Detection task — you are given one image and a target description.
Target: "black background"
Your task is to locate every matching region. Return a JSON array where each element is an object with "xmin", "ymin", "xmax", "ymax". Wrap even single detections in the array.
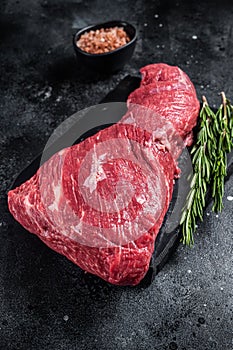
[{"xmin": 1, "ymin": 1, "xmax": 233, "ymax": 349}]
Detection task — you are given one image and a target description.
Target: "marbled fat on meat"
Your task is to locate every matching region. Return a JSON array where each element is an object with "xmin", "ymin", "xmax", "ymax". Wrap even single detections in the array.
[
  {"xmin": 8, "ymin": 64, "xmax": 199, "ymax": 285},
  {"xmin": 127, "ymin": 63, "xmax": 200, "ymax": 145},
  {"xmin": 8, "ymin": 123, "xmax": 174, "ymax": 285}
]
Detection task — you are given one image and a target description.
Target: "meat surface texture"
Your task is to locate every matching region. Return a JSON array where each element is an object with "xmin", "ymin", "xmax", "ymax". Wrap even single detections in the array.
[
  {"xmin": 8, "ymin": 63, "xmax": 199, "ymax": 286},
  {"xmin": 127, "ymin": 63, "xmax": 200, "ymax": 146},
  {"xmin": 8, "ymin": 123, "xmax": 175, "ymax": 285}
]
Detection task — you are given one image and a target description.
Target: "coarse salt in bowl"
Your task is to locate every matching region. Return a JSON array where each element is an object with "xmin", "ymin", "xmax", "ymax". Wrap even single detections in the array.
[{"xmin": 73, "ymin": 20, "xmax": 137, "ymax": 73}]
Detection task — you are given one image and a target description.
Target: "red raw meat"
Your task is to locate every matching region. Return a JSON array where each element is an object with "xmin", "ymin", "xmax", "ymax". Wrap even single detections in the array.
[
  {"xmin": 127, "ymin": 63, "xmax": 200, "ymax": 145},
  {"xmin": 8, "ymin": 64, "xmax": 199, "ymax": 285},
  {"xmin": 140, "ymin": 63, "xmax": 196, "ymax": 93},
  {"xmin": 8, "ymin": 123, "xmax": 175, "ymax": 285}
]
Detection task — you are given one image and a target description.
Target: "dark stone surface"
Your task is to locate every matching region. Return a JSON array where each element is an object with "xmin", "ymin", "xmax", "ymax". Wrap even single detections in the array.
[{"xmin": 0, "ymin": 1, "xmax": 233, "ymax": 349}]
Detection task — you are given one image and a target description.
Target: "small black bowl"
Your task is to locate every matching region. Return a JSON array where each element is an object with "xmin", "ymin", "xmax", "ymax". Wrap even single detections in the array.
[{"xmin": 73, "ymin": 20, "xmax": 137, "ymax": 73}]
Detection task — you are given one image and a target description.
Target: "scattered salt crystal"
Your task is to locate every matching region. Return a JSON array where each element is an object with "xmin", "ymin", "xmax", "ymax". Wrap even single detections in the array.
[
  {"xmin": 216, "ymin": 214, "xmax": 219, "ymax": 218},
  {"xmin": 192, "ymin": 35, "xmax": 198, "ymax": 40},
  {"xmin": 200, "ymin": 85, "xmax": 204, "ymax": 89},
  {"xmin": 156, "ymin": 45, "xmax": 160, "ymax": 48},
  {"xmin": 206, "ymin": 212, "xmax": 210, "ymax": 216},
  {"xmin": 37, "ymin": 89, "xmax": 44, "ymax": 97},
  {"xmin": 220, "ymin": 287, "xmax": 224, "ymax": 291},
  {"xmin": 159, "ymin": 23, "xmax": 163, "ymax": 27},
  {"xmin": 195, "ymin": 224, "xmax": 198, "ymax": 228},
  {"xmin": 154, "ymin": 14, "xmax": 159, "ymax": 18},
  {"xmin": 161, "ymin": 44, "xmax": 165, "ymax": 48},
  {"xmin": 204, "ymin": 304, "xmax": 207, "ymax": 307},
  {"xmin": 187, "ymin": 269, "xmax": 192, "ymax": 274},
  {"xmin": 44, "ymin": 86, "xmax": 52, "ymax": 100},
  {"xmin": 227, "ymin": 196, "xmax": 233, "ymax": 201},
  {"xmin": 63, "ymin": 315, "xmax": 69, "ymax": 322},
  {"xmin": 144, "ymin": 23, "xmax": 148, "ymax": 27}
]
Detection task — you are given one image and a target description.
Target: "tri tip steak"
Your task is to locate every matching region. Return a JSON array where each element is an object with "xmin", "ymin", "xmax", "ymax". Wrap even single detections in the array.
[
  {"xmin": 8, "ymin": 64, "xmax": 199, "ymax": 285},
  {"xmin": 8, "ymin": 123, "xmax": 175, "ymax": 285}
]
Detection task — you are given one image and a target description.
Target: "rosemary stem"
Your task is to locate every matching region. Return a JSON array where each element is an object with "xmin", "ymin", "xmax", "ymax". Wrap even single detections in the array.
[{"xmin": 180, "ymin": 93, "xmax": 233, "ymax": 245}]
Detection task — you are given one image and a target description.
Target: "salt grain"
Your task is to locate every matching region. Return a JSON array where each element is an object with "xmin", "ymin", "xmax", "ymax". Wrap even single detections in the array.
[
  {"xmin": 187, "ymin": 269, "xmax": 192, "ymax": 274},
  {"xmin": 216, "ymin": 214, "xmax": 219, "ymax": 218},
  {"xmin": 192, "ymin": 35, "xmax": 198, "ymax": 40},
  {"xmin": 154, "ymin": 14, "xmax": 159, "ymax": 18},
  {"xmin": 63, "ymin": 315, "xmax": 69, "ymax": 322},
  {"xmin": 44, "ymin": 86, "xmax": 52, "ymax": 100},
  {"xmin": 76, "ymin": 27, "xmax": 130, "ymax": 54},
  {"xmin": 227, "ymin": 196, "xmax": 233, "ymax": 201},
  {"xmin": 159, "ymin": 23, "xmax": 163, "ymax": 27},
  {"xmin": 144, "ymin": 23, "xmax": 148, "ymax": 27}
]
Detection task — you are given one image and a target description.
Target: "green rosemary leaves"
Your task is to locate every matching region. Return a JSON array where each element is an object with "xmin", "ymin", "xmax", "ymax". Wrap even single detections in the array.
[{"xmin": 180, "ymin": 93, "xmax": 233, "ymax": 246}]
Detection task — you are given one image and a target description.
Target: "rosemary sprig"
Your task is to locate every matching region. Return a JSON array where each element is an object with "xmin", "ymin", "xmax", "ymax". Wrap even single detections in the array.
[
  {"xmin": 180, "ymin": 97, "xmax": 216, "ymax": 246},
  {"xmin": 229, "ymin": 99, "xmax": 233, "ymax": 139},
  {"xmin": 180, "ymin": 93, "xmax": 233, "ymax": 246},
  {"xmin": 211, "ymin": 92, "xmax": 233, "ymax": 212}
]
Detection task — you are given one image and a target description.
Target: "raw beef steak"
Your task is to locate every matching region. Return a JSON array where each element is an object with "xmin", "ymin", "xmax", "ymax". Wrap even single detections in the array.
[
  {"xmin": 127, "ymin": 63, "xmax": 200, "ymax": 145},
  {"xmin": 8, "ymin": 123, "xmax": 175, "ymax": 285},
  {"xmin": 8, "ymin": 64, "xmax": 199, "ymax": 285}
]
